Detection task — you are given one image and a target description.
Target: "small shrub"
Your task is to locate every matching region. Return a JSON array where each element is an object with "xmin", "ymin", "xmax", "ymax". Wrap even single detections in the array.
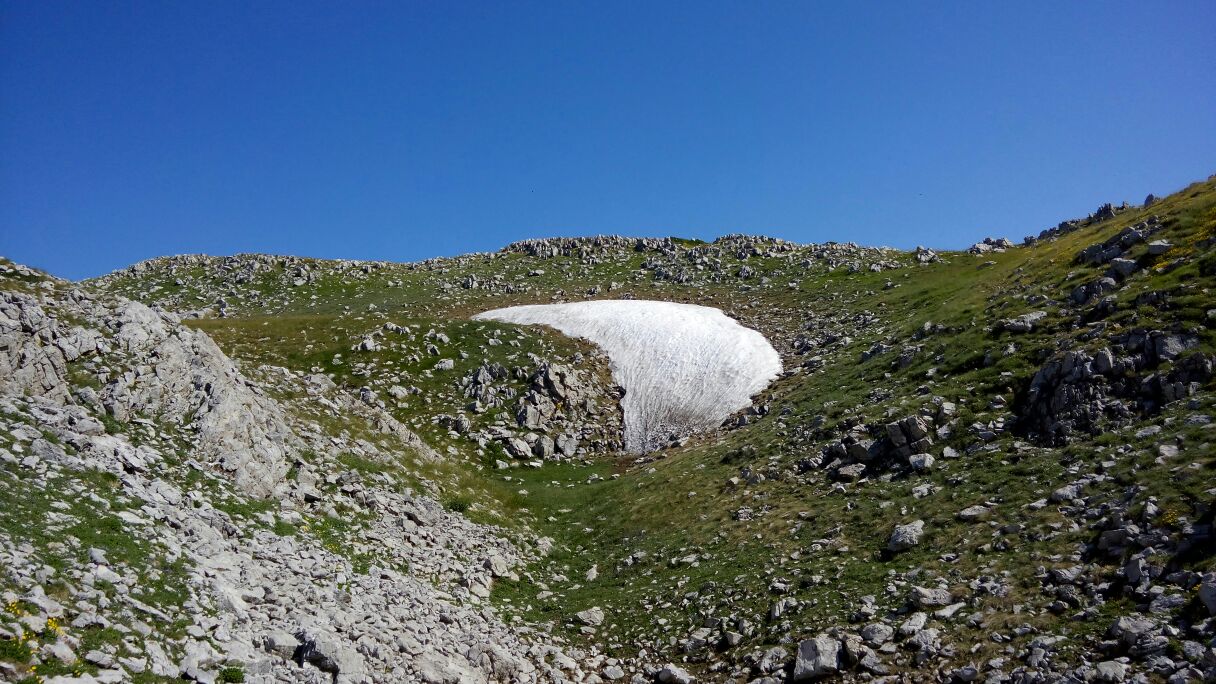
[{"xmin": 444, "ymin": 496, "xmax": 471, "ymax": 513}]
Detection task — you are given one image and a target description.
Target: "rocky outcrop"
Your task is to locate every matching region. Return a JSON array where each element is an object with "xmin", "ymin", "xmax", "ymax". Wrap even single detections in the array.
[
  {"xmin": 103, "ymin": 301, "xmax": 295, "ymax": 497},
  {"xmin": 817, "ymin": 403, "xmax": 955, "ymax": 479},
  {"xmin": 461, "ymin": 358, "xmax": 624, "ymax": 460},
  {"xmin": 1024, "ymin": 201, "xmax": 1138, "ymax": 245},
  {"xmin": 1016, "ymin": 338, "xmax": 1212, "ymax": 444},
  {"xmin": 1, "ymin": 291, "xmax": 103, "ymax": 404},
  {"xmin": 503, "ymin": 235, "xmax": 681, "ymax": 259},
  {"xmin": 1075, "ymin": 216, "xmax": 1162, "ymax": 272},
  {"xmin": 968, "ymin": 237, "xmax": 1014, "ymax": 254},
  {"xmin": 3, "ymin": 290, "xmax": 296, "ymax": 497},
  {"xmin": 0, "ymin": 268, "xmax": 597, "ymax": 683}
]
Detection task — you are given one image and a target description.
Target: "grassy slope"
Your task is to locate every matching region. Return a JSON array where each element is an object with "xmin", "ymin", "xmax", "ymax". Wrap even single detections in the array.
[{"xmin": 83, "ymin": 178, "xmax": 1216, "ymax": 673}]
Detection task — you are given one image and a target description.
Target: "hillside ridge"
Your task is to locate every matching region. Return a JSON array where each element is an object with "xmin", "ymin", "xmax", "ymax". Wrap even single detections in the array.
[{"xmin": 1, "ymin": 175, "xmax": 1214, "ymax": 683}]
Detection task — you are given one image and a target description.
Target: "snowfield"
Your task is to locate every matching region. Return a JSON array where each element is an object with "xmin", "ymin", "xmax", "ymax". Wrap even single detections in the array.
[{"xmin": 474, "ymin": 300, "xmax": 782, "ymax": 452}]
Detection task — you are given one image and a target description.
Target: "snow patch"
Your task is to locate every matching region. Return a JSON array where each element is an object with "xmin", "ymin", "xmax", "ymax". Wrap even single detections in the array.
[{"xmin": 473, "ymin": 300, "xmax": 782, "ymax": 452}]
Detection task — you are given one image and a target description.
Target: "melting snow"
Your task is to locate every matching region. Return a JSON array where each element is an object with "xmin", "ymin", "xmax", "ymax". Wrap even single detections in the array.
[{"xmin": 473, "ymin": 300, "xmax": 782, "ymax": 452}]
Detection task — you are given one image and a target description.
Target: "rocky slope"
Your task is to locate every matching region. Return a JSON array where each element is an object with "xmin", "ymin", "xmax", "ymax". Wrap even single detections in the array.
[
  {"xmin": 2, "ymin": 175, "xmax": 1215, "ymax": 683},
  {"xmin": 0, "ymin": 266, "xmax": 603, "ymax": 683}
]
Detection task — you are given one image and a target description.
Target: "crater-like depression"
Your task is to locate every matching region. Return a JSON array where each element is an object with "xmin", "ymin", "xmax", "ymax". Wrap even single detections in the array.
[{"xmin": 473, "ymin": 300, "xmax": 782, "ymax": 452}]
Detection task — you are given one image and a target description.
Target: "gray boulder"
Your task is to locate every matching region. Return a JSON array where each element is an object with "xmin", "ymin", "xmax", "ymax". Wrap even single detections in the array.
[
  {"xmin": 296, "ymin": 629, "xmax": 368, "ymax": 683},
  {"xmin": 1198, "ymin": 572, "xmax": 1216, "ymax": 616},
  {"xmin": 792, "ymin": 635, "xmax": 842, "ymax": 680},
  {"xmin": 912, "ymin": 586, "xmax": 953, "ymax": 607},
  {"xmin": 657, "ymin": 663, "xmax": 694, "ymax": 683},
  {"xmin": 887, "ymin": 519, "xmax": 925, "ymax": 552},
  {"xmin": 575, "ymin": 606, "xmax": 605, "ymax": 626},
  {"xmin": 1001, "ymin": 311, "xmax": 1047, "ymax": 333},
  {"xmin": 860, "ymin": 623, "xmax": 893, "ymax": 646},
  {"xmin": 957, "ymin": 504, "xmax": 989, "ymax": 521},
  {"xmin": 1108, "ymin": 257, "xmax": 1139, "ymax": 278},
  {"xmin": 1094, "ymin": 660, "xmax": 1128, "ymax": 683}
]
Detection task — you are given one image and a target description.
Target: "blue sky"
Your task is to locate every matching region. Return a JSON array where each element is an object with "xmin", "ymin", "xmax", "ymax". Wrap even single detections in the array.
[{"xmin": 2, "ymin": 1, "xmax": 1214, "ymax": 279}]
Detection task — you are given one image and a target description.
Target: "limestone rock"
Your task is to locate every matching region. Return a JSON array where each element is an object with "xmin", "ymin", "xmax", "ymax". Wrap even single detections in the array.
[
  {"xmin": 792, "ymin": 635, "xmax": 841, "ymax": 680},
  {"xmin": 887, "ymin": 519, "xmax": 925, "ymax": 552}
]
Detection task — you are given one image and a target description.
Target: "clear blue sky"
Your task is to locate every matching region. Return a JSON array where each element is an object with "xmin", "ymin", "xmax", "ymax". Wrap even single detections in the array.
[{"xmin": 2, "ymin": 1, "xmax": 1214, "ymax": 279}]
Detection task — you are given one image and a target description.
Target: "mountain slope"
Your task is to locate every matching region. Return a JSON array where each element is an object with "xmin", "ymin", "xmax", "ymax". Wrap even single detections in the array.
[{"xmin": 2, "ymin": 175, "xmax": 1214, "ymax": 683}]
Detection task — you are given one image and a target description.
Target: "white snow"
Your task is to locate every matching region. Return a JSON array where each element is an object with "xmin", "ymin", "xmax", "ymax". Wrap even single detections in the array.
[{"xmin": 473, "ymin": 300, "xmax": 782, "ymax": 452}]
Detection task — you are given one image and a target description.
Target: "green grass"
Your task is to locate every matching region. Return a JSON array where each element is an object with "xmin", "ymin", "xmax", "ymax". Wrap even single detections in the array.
[{"xmin": 0, "ymin": 637, "xmax": 32, "ymax": 663}]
